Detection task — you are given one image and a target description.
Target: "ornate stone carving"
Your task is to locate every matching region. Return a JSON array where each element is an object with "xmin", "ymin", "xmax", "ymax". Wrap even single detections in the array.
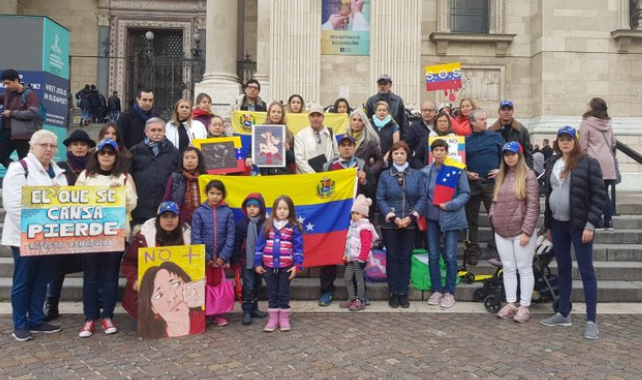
[
  {"xmin": 96, "ymin": 13, "xmax": 110, "ymax": 27},
  {"xmin": 110, "ymin": 0, "xmax": 203, "ymax": 11},
  {"xmin": 195, "ymin": 16, "xmax": 206, "ymax": 30},
  {"xmin": 457, "ymin": 66, "xmax": 504, "ymax": 103}
]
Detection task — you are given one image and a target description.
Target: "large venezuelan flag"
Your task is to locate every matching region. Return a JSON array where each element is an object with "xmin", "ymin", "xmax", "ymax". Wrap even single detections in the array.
[
  {"xmin": 231, "ymin": 111, "xmax": 349, "ymax": 158},
  {"xmin": 198, "ymin": 169, "xmax": 357, "ymax": 267}
]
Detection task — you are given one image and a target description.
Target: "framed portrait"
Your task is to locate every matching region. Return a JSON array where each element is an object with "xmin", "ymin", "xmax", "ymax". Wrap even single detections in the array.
[
  {"xmin": 251, "ymin": 125, "xmax": 287, "ymax": 168},
  {"xmin": 192, "ymin": 137, "xmax": 246, "ymax": 174}
]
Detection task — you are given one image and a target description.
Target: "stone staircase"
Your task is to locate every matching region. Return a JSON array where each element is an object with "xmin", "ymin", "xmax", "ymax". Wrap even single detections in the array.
[{"xmin": 0, "ymin": 199, "xmax": 641, "ymax": 304}]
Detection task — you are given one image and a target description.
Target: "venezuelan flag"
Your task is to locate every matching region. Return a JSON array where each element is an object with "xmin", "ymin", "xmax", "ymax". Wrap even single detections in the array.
[
  {"xmin": 433, "ymin": 157, "xmax": 467, "ymax": 205},
  {"xmin": 231, "ymin": 111, "xmax": 349, "ymax": 158},
  {"xmin": 425, "ymin": 62, "xmax": 462, "ymax": 92},
  {"xmin": 198, "ymin": 169, "xmax": 357, "ymax": 267}
]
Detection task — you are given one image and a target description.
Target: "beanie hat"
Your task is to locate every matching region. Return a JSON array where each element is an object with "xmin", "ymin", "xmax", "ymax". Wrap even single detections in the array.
[
  {"xmin": 351, "ymin": 194, "xmax": 372, "ymax": 217},
  {"xmin": 246, "ymin": 199, "xmax": 261, "ymax": 208}
]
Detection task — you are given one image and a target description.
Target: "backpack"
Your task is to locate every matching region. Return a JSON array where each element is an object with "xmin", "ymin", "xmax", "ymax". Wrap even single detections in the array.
[
  {"xmin": 364, "ymin": 248, "xmax": 387, "ymax": 283},
  {"xmin": 21, "ymin": 88, "xmax": 47, "ymax": 123}
]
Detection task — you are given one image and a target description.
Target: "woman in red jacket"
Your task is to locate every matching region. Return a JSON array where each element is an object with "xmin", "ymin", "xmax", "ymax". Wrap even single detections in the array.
[
  {"xmin": 121, "ymin": 201, "xmax": 192, "ymax": 321},
  {"xmin": 489, "ymin": 142, "xmax": 540, "ymax": 323},
  {"xmin": 452, "ymin": 98, "xmax": 477, "ymax": 136}
]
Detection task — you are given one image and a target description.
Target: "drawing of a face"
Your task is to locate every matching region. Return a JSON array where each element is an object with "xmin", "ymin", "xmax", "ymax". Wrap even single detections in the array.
[{"xmin": 150, "ymin": 269, "xmax": 189, "ymax": 323}]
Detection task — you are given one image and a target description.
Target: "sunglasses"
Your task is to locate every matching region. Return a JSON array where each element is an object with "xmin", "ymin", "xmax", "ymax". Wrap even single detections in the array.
[{"xmin": 98, "ymin": 150, "xmax": 116, "ymax": 156}]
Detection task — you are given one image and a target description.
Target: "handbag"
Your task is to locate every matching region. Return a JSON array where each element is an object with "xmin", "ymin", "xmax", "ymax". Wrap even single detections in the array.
[{"xmin": 205, "ymin": 266, "xmax": 235, "ymax": 316}]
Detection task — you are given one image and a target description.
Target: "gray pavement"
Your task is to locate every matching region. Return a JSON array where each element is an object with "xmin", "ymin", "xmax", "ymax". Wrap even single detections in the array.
[{"xmin": 1, "ymin": 303, "xmax": 641, "ymax": 379}]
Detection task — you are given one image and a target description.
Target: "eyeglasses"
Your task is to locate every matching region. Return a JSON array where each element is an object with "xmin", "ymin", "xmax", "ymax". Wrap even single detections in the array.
[
  {"xmin": 35, "ymin": 143, "xmax": 57, "ymax": 150},
  {"xmin": 421, "ymin": 109, "xmax": 436, "ymax": 112},
  {"xmin": 98, "ymin": 150, "xmax": 116, "ymax": 156},
  {"xmin": 246, "ymin": 85, "xmax": 259, "ymax": 90}
]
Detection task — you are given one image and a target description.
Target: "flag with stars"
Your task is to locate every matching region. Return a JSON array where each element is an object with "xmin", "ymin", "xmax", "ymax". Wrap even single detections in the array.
[
  {"xmin": 433, "ymin": 157, "xmax": 466, "ymax": 205},
  {"xmin": 199, "ymin": 169, "xmax": 357, "ymax": 267}
]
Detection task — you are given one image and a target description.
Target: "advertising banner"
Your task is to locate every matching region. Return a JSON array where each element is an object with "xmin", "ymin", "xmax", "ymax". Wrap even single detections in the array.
[{"xmin": 321, "ymin": 0, "xmax": 370, "ymax": 55}]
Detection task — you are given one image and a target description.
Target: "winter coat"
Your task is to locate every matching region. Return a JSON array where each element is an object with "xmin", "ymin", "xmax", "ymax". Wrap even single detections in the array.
[
  {"xmin": 234, "ymin": 193, "xmax": 267, "ymax": 268},
  {"xmin": 294, "ymin": 126, "xmax": 338, "ymax": 173},
  {"xmin": 376, "ymin": 166, "xmax": 427, "ymax": 229},
  {"xmin": 489, "ymin": 169, "xmax": 540, "ymax": 238},
  {"xmin": 2, "ymin": 153, "xmax": 68, "ymax": 247},
  {"xmin": 192, "ymin": 108, "xmax": 212, "ymax": 127},
  {"xmin": 117, "ymin": 108, "xmax": 153, "ymax": 150},
  {"xmin": 323, "ymin": 156, "xmax": 376, "ymax": 200},
  {"xmin": 452, "ymin": 115, "xmax": 472, "ymax": 136},
  {"xmin": 130, "ymin": 139, "xmax": 180, "ymax": 221},
  {"xmin": 421, "ymin": 163, "xmax": 470, "ymax": 232},
  {"xmin": 344, "ymin": 219, "xmax": 379, "ymax": 262},
  {"xmin": 254, "ymin": 223, "xmax": 304, "ymax": 270},
  {"xmin": 121, "ymin": 218, "xmax": 191, "ymax": 319},
  {"xmin": 0, "ymin": 87, "xmax": 41, "ymax": 140},
  {"xmin": 544, "ymin": 154, "xmax": 607, "ymax": 232},
  {"xmin": 191, "ymin": 202, "xmax": 236, "ymax": 262},
  {"xmin": 371, "ymin": 118, "xmax": 399, "ymax": 160},
  {"xmin": 489, "ymin": 118, "xmax": 534, "ymax": 169},
  {"xmin": 579, "ymin": 116, "xmax": 617, "ymax": 180},
  {"xmin": 75, "ymin": 170, "xmax": 138, "ymax": 241},
  {"xmin": 354, "ymin": 138, "xmax": 384, "ymax": 177},
  {"xmin": 405, "ymin": 119, "xmax": 433, "ymax": 154},
  {"xmin": 223, "ymin": 94, "xmax": 267, "ymax": 135},
  {"xmin": 165, "ymin": 119, "xmax": 208, "ymax": 150},
  {"xmin": 465, "ymin": 130, "xmax": 504, "ymax": 184},
  {"xmin": 365, "ymin": 92, "xmax": 408, "ymax": 135}
]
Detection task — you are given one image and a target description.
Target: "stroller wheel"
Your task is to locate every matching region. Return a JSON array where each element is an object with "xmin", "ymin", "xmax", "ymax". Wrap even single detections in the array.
[
  {"xmin": 473, "ymin": 288, "xmax": 485, "ymax": 302},
  {"xmin": 465, "ymin": 272, "xmax": 476, "ymax": 284},
  {"xmin": 553, "ymin": 300, "xmax": 573, "ymax": 313},
  {"xmin": 484, "ymin": 295, "xmax": 501, "ymax": 313}
]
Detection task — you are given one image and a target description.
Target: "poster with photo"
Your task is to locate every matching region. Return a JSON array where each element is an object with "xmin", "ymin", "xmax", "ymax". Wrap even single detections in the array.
[
  {"xmin": 192, "ymin": 137, "xmax": 245, "ymax": 174},
  {"xmin": 321, "ymin": 0, "xmax": 370, "ymax": 55},
  {"xmin": 252, "ymin": 125, "xmax": 286, "ymax": 168}
]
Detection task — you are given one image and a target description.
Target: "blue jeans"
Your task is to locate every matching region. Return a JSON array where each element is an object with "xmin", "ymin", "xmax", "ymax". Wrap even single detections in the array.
[
  {"xmin": 11, "ymin": 247, "xmax": 54, "ymax": 329},
  {"xmin": 241, "ymin": 266, "xmax": 263, "ymax": 304},
  {"xmin": 550, "ymin": 218, "xmax": 598, "ymax": 322},
  {"xmin": 109, "ymin": 110, "xmax": 119, "ymax": 121},
  {"xmin": 426, "ymin": 221, "xmax": 459, "ymax": 295},
  {"xmin": 263, "ymin": 266, "xmax": 291, "ymax": 309},
  {"xmin": 81, "ymin": 251, "xmax": 123, "ymax": 320},
  {"xmin": 381, "ymin": 228, "xmax": 416, "ymax": 295}
]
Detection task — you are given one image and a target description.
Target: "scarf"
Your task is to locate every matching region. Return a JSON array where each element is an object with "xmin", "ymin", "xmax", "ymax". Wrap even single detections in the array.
[
  {"xmin": 177, "ymin": 119, "xmax": 190, "ymax": 152},
  {"xmin": 133, "ymin": 103, "xmax": 152, "ymax": 121},
  {"xmin": 66, "ymin": 151, "xmax": 90, "ymax": 175},
  {"xmin": 182, "ymin": 171, "xmax": 200, "ymax": 219},
  {"xmin": 273, "ymin": 219, "xmax": 288, "ymax": 230},
  {"xmin": 338, "ymin": 156, "xmax": 356, "ymax": 169},
  {"xmin": 245, "ymin": 215, "xmax": 261, "ymax": 269},
  {"xmin": 373, "ymin": 115, "xmax": 392, "ymax": 130},
  {"xmin": 352, "ymin": 131, "xmax": 364, "ymax": 149},
  {"xmin": 393, "ymin": 162, "xmax": 409, "ymax": 172},
  {"xmin": 144, "ymin": 137, "xmax": 168, "ymax": 157}
]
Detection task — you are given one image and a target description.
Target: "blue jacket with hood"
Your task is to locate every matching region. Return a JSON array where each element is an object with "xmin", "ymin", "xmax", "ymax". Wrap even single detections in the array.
[
  {"xmin": 191, "ymin": 201, "xmax": 236, "ymax": 262},
  {"xmin": 234, "ymin": 193, "xmax": 267, "ymax": 268}
]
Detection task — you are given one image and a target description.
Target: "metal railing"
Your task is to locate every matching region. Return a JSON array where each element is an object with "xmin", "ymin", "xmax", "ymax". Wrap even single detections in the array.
[
  {"xmin": 612, "ymin": 139, "xmax": 642, "ymax": 214},
  {"xmin": 237, "ymin": 54, "xmax": 257, "ymax": 85}
]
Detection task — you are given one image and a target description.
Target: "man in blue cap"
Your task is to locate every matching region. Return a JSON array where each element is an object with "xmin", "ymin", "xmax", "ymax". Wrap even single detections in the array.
[{"xmin": 490, "ymin": 100, "xmax": 533, "ymax": 169}]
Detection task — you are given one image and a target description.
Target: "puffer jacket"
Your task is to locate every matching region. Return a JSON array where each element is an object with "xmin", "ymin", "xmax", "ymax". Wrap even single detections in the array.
[
  {"xmin": 489, "ymin": 169, "xmax": 540, "ymax": 238},
  {"xmin": 376, "ymin": 166, "xmax": 427, "ymax": 229},
  {"xmin": 191, "ymin": 201, "xmax": 236, "ymax": 262},
  {"xmin": 579, "ymin": 116, "xmax": 617, "ymax": 180},
  {"xmin": 120, "ymin": 218, "xmax": 191, "ymax": 319},
  {"xmin": 544, "ymin": 154, "xmax": 607, "ymax": 232},
  {"xmin": 489, "ymin": 118, "xmax": 534, "ymax": 169},
  {"xmin": 344, "ymin": 219, "xmax": 379, "ymax": 262}
]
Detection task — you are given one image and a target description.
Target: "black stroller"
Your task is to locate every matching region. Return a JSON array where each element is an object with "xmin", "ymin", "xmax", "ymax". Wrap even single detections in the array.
[{"xmin": 473, "ymin": 233, "xmax": 571, "ymax": 314}]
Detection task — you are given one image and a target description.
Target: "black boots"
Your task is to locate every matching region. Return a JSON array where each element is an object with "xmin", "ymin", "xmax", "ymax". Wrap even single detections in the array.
[
  {"xmin": 242, "ymin": 301, "xmax": 267, "ymax": 325},
  {"xmin": 43, "ymin": 297, "xmax": 60, "ymax": 322},
  {"xmin": 251, "ymin": 301, "xmax": 267, "ymax": 318},
  {"xmin": 398, "ymin": 294, "xmax": 410, "ymax": 308},
  {"xmin": 388, "ymin": 293, "xmax": 399, "ymax": 308}
]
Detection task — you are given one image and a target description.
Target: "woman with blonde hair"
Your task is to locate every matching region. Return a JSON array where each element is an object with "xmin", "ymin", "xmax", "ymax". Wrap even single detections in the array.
[
  {"xmin": 452, "ymin": 98, "xmax": 477, "ymax": 136},
  {"xmin": 489, "ymin": 141, "xmax": 540, "ymax": 323},
  {"xmin": 166, "ymin": 98, "xmax": 207, "ymax": 153}
]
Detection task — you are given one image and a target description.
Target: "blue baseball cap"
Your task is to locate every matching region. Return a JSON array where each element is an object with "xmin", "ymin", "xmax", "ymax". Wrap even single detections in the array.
[
  {"xmin": 157, "ymin": 201, "xmax": 179, "ymax": 215},
  {"xmin": 502, "ymin": 141, "xmax": 523, "ymax": 153},
  {"xmin": 96, "ymin": 138, "xmax": 119, "ymax": 153},
  {"xmin": 499, "ymin": 100, "xmax": 514, "ymax": 109},
  {"xmin": 557, "ymin": 125, "xmax": 578, "ymax": 139}
]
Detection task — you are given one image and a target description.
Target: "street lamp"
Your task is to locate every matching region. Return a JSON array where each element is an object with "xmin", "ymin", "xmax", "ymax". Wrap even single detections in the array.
[
  {"xmin": 190, "ymin": 32, "xmax": 204, "ymax": 96},
  {"xmin": 142, "ymin": 31, "xmax": 154, "ymax": 89}
]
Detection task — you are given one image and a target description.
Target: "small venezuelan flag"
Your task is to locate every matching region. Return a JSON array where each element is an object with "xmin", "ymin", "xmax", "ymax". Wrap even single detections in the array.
[
  {"xmin": 433, "ymin": 157, "xmax": 466, "ymax": 205},
  {"xmin": 199, "ymin": 169, "xmax": 357, "ymax": 267}
]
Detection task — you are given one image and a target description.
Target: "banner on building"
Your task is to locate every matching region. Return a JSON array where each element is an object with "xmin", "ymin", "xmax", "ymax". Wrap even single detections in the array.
[
  {"xmin": 321, "ymin": 0, "xmax": 370, "ymax": 55},
  {"xmin": 20, "ymin": 186, "xmax": 126, "ymax": 256},
  {"xmin": 198, "ymin": 169, "xmax": 357, "ymax": 267},
  {"xmin": 137, "ymin": 245, "xmax": 206, "ymax": 339}
]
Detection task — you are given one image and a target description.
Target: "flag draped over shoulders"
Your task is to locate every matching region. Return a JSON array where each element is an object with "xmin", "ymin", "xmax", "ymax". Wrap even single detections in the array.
[
  {"xmin": 433, "ymin": 157, "xmax": 466, "ymax": 205},
  {"xmin": 198, "ymin": 169, "xmax": 357, "ymax": 267}
]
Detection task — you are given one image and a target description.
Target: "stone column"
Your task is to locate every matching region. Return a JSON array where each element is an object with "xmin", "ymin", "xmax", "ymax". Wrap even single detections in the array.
[
  {"xmin": 270, "ymin": 0, "xmax": 321, "ymax": 105},
  {"xmin": 0, "ymin": 0, "xmax": 19, "ymax": 14},
  {"xmin": 370, "ymin": 0, "xmax": 421, "ymax": 109},
  {"xmin": 194, "ymin": 0, "xmax": 241, "ymax": 115},
  {"xmin": 253, "ymin": 0, "xmax": 271, "ymax": 102}
]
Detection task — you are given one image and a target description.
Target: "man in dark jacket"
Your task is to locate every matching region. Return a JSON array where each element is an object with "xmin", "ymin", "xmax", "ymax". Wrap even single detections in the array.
[
  {"xmin": 404, "ymin": 100, "xmax": 437, "ymax": 156},
  {"xmin": 75, "ymin": 84, "xmax": 91, "ymax": 126},
  {"xmin": 118, "ymin": 88, "xmax": 155, "ymax": 149},
  {"xmin": 489, "ymin": 100, "xmax": 533, "ymax": 169},
  {"xmin": 107, "ymin": 91, "xmax": 121, "ymax": 121},
  {"xmin": 365, "ymin": 74, "xmax": 408, "ymax": 137},
  {"xmin": 0, "ymin": 69, "xmax": 41, "ymax": 168},
  {"xmin": 540, "ymin": 138, "xmax": 553, "ymax": 161},
  {"xmin": 130, "ymin": 117, "xmax": 179, "ymax": 226},
  {"xmin": 464, "ymin": 109, "xmax": 504, "ymax": 265}
]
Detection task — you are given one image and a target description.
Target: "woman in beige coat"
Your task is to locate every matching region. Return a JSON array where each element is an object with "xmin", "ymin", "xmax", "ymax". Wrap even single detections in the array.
[
  {"xmin": 579, "ymin": 98, "xmax": 616, "ymax": 230},
  {"xmin": 489, "ymin": 142, "xmax": 540, "ymax": 323}
]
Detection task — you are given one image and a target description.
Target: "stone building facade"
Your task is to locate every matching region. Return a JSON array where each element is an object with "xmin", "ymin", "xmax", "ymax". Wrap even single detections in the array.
[{"xmin": 4, "ymin": 0, "xmax": 642, "ymax": 187}]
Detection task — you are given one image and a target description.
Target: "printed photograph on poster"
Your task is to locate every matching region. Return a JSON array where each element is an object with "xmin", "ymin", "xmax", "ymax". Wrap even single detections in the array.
[
  {"xmin": 321, "ymin": 0, "xmax": 370, "ymax": 55},
  {"xmin": 138, "ymin": 245, "xmax": 206, "ymax": 339},
  {"xmin": 192, "ymin": 137, "xmax": 246, "ymax": 174},
  {"xmin": 428, "ymin": 136, "xmax": 466, "ymax": 165},
  {"xmin": 252, "ymin": 124, "xmax": 286, "ymax": 168}
]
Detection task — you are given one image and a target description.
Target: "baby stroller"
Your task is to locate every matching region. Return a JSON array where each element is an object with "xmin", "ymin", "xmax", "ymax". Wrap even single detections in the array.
[{"xmin": 473, "ymin": 233, "xmax": 571, "ymax": 314}]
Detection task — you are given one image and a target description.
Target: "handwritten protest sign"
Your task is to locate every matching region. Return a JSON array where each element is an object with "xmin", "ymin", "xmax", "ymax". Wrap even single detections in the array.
[
  {"xmin": 20, "ymin": 186, "xmax": 126, "ymax": 256},
  {"xmin": 428, "ymin": 136, "xmax": 466, "ymax": 165},
  {"xmin": 137, "ymin": 245, "xmax": 206, "ymax": 339}
]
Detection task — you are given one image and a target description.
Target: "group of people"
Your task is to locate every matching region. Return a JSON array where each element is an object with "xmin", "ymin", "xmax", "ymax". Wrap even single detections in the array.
[
  {"xmin": 75, "ymin": 85, "xmax": 122, "ymax": 125},
  {"xmin": 2, "ymin": 67, "xmax": 616, "ymax": 341}
]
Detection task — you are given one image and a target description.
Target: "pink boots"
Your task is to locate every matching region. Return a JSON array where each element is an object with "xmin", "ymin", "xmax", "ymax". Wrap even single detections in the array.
[
  {"xmin": 264, "ymin": 308, "xmax": 279, "ymax": 332},
  {"xmin": 263, "ymin": 308, "xmax": 292, "ymax": 332}
]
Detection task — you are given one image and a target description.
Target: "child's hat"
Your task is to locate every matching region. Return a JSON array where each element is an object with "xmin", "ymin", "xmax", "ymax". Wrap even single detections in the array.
[
  {"xmin": 351, "ymin": 194, "xmax": 372, "ymax": 217},
  {"xmin": 246, "ymin": 199, "xmax": 261, "ymax": 208}
]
